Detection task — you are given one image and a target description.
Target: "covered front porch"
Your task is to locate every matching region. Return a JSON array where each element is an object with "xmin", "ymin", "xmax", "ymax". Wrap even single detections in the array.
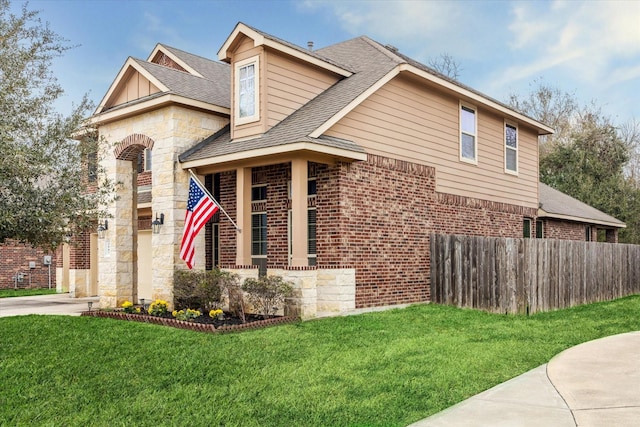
[{"xmin": 186, "ymin": 148, "xmax": 363, "ymax": 318}]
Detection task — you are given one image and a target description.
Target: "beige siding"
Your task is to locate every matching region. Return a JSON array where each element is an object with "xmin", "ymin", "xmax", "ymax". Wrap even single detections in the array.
[
  {"xmin": 324, "ymin": 74, "xmax": 539, "ymax": 208},
  {"xmin": 264, "ymin": 50, "xmax": 339, "ymax": 130},
  {"xmin": 230, "ymin": 36, "xmax": 266, "ymax": 140},
  {"xmin": 110, "ymin": 71, "xmax": 160, "ymax": 108}
]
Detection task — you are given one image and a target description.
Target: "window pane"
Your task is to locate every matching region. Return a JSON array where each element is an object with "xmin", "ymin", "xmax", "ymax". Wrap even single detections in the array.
[
  {"xmin": 308, "ymin": 209, "xmax": 316, "ymax": 254},
  {"xmin": 523, "ymin": 219, "xmax": 531, "ymax": 238},
  {"xmin": 308, "ymin": 179, "xmax": 317, "ymax": 196},
  {"xmin": 461, "ymin": 133, "xmax": 475, "ymax": 159},
  {"xmin": 506, "ymin": 125, "xmax": 517, "ymax": 148},
  {"xmin": 461, "ymin": 106, "xmax": 475, "ymax": 134},
  {"xmin": 144, "ymin": 149, "xmax": 152, "ymax": 171},
  {"xmin": 251, "ymin": 213, "xmax": 267, "ymax": 256},
  {"xmin": 239, "ymin": 64, "xmax": 255, "ymax": 118},
  {"xmin": 251, "ymin": 185, "xmax": 266, "ymax": 201},
  {"xmin": 536, "ymin": 220, "xmax": 543, "ymax": 239},
  {"xmin": 506, "ymin": 148, "xmax": 517, "ymax": 171}
]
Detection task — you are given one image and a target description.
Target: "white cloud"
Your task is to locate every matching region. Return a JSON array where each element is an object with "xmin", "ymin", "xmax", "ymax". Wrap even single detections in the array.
[
  {"xmin": 298, "ymin": 0, "xmax": 478, "ymax": 59},
  {"xmin": 501, "ymin": 0, "xmax": 640, "ymax": 85}
]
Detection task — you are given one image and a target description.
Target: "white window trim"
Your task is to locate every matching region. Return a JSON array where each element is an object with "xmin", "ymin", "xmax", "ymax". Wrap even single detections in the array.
[
  {"xmin": 459, "ymin": 101, "xmax": 478, "ymax": 165},
  {"xmin": 504, "ymin": 120, "xmax": 519, "ymax": 175},
  {"xmin": 235, "ymin": 55, "xmax": 260, "ymax": 125}
]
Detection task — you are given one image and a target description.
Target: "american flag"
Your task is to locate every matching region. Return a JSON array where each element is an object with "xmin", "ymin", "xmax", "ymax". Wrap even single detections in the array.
[{"xmin": 180, "ymin": 177, "xmax": 219, "ymax": 269}]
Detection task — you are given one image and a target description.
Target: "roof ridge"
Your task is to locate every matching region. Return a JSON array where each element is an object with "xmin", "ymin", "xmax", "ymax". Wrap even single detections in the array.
[
  {"xmin": 158, "ymin": 43, "xmax": 227, "ymax": 68},
  {"xmin": 237, "ymin": 22, "xmax": 355, "ymax": 73},
  {"xmin": 359, "ymin": 36, "xmax": 405, "ymax": 64}
]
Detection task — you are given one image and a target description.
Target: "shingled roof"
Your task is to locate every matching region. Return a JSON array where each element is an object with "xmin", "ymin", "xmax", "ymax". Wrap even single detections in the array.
[
  {"xmin": 180, "ymin": 35, "xmax": 401, "ymax": 163},
  {"xmin": 538, "ymin": 183, "xmax": 625, "ymax": 228},
  {"xmin": 180, "ymin": 24, "xmax": 552, "ymax": 165},
  {"xmin": 97, "ymin": 44, "xmax": 230, "ymax": 115},
  {"xmin": 132, "ymin": 58, "xmax": 229, "ymax": 109}
]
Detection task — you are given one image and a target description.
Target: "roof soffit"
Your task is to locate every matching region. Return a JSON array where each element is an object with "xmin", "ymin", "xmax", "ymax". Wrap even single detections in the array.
[
  {"xmin": 147, "ymin": 43, "xmax": 204, "ymax": 77},
  {"xmin": 95, "ymin": 57, "xmax": 169, "ymax": 115},
  {"xmin": 217, "ymin": 22, "xmax": 352, "ymax": 77}
]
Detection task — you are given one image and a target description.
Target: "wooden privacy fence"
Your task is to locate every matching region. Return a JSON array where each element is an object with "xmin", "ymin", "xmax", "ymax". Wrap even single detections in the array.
[{"xmin": 430, "ymin": 233, "xmax": 640, "ymax": 314}]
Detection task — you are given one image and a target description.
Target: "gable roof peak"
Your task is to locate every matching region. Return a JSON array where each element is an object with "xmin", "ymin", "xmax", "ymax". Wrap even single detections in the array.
[{"xmin": 218, "ymin": 21, "xmax": 353, "ymax": 77}]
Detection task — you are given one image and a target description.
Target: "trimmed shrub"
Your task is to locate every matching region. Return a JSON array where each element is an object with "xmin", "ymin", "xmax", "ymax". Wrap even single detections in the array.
[{"xmin": 242, "ymin": 275, "xmax": 293, "ymax": 318}]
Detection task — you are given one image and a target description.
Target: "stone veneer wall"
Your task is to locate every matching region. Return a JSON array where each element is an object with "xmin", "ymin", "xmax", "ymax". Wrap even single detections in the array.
[
  {"xmin": 97, "ymin": 106, "xmax": 228, "ymax": 308},
  {"xmin": 224, "ymin": 266, "xmax": 356, "ymax": 319}
]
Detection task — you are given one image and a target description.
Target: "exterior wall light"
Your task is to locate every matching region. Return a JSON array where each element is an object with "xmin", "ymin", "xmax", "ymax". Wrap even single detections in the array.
[
  {"xmin": 97, "ymin": 220, "xmax": 108, "ymax": 239},
  {"xmin": 152, "ymin": 213, "xmax": 164, "ymax": 234}
]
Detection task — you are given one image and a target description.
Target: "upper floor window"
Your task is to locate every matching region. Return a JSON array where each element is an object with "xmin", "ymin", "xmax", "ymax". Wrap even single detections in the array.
[
  {"xmin": 235, "ymin": 56, "xmax": 260, "ymax": 124},
  {"xmin": 505, "ymin": 122, "xmax": 518, "ymax": 174},
  {"xmin": 460, "ymin": 103, "xmax": 477, "ymax": 163}
]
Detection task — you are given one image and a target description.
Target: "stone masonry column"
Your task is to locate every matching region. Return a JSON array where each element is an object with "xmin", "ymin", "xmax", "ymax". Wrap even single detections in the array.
[
  {"xmin": 151, "ymin": 136, "xmax": 185, "ymax": 307},
  {"xmin": 99, "ymin": 158, "xmax": 135, "ymax": 308}
]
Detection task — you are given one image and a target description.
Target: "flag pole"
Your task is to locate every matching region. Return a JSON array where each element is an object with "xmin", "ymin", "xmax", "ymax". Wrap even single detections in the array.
[{"xmin": 188, "ymin": 169, "xmax": 241, "ymax": 233}]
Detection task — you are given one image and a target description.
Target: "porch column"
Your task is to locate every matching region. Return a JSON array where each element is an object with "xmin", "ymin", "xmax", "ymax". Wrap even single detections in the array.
[
  {"xmin": 236, "ymin": 167, "xmax": 252, "ymax": 265},
  {"xmin": 99, "ymin": 159, "xmax": 135, "ymax": 308},
  {"xmin": 291, "ymin": 159, "xmax": 308, "ymax": 266}
]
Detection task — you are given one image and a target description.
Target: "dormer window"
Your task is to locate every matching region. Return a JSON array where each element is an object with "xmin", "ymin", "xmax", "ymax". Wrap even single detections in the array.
[{"xmin": 235, "ymin": 56, "xmax": 260, "ymax": 124}]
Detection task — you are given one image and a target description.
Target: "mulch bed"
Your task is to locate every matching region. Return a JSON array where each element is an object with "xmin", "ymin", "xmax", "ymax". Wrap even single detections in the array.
[{"xmin": 81, "ymin": 310, "xmax": 299, "ymax": 334}]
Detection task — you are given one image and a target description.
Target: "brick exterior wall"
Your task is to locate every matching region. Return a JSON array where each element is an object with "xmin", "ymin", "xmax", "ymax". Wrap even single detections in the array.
[
  {"xmin": 0, "ymin": 241, "xmax": 57, "ymax": 289},
  {"xmin": 202, "ymin": 154, "xmax": 622, "ymax": 310},
  {"xmin": 543, "ymin": 219, "xmax": 589, "ymax": 241},
  {"xmin": 316, "ymin": 155, "xmax": 538, "ymax": 309}
]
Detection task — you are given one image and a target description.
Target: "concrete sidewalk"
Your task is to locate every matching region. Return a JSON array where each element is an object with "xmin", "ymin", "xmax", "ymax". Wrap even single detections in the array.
[
  {"xmin": 410, "ymin": 331, "xmax": 640, "ymax": 427},
  {"xmin": 0, "ymin": 293, "xmax": 99, "ymax": 317}
]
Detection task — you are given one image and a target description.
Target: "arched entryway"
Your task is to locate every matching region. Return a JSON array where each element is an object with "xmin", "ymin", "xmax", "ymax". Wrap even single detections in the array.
[{"xmin": 97, "ymin": 134, "xmax": 154, "ymax": 307}]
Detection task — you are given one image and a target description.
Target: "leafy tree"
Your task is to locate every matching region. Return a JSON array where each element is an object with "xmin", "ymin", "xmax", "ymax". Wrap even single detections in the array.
[
  {"xmin": 509, "ymin": 80, "xmax": 640, "ymax": 243},
  {"xmin": 0, "ymin": 0, "xmax": 113, "ymax": 248}
]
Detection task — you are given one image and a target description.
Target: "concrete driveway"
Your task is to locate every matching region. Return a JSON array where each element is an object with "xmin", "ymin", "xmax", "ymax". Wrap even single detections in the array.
[{"xmin": 0, "ymin": 293, "xmax": 99, "ymax": 317}]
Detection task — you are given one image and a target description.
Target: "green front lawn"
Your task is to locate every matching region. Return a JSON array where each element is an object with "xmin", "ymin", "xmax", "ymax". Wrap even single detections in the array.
[
  {"xmin": 0, "ymin": 288, "xmax": 57, "ymax": 298},
  {"xmin": 2, "ymin": 296, "xmax": 640, "ymax": 426}
]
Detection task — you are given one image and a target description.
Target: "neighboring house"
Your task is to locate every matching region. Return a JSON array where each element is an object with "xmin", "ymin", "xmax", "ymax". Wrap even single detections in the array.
[
  {"xmin": 61, "ymin": 23, "xmax": 624, "ymax": 317},
  {"xmin": 537, "ymin": 183, "xmax": 624, "ymax": 242},
  {"xmin": 0, "ymin": 241, "xmax": 56, "ymax": 290}
]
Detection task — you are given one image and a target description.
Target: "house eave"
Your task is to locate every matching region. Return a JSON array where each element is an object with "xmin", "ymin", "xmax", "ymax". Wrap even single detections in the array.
[
  {"xmin": 88, "ymin": 94, "xmax": 230, "ymax": 126},
  {"xmin": 94, "ymin": 57, "xmax": 170, "ymax": 115},
  {"xmin": 538, "ymin": 209, "xmax": 626, "ymax": 229},
  {"xmin": 400, "ymin": 64, "xmax": 554, "ymax": 135},
  {"xmin": 217, "ymin": 23, "xmax": 352, "ymax": 77},
  {"xmin": 180, "ymin": 141, "xmax": 367, "ymax": 171}
]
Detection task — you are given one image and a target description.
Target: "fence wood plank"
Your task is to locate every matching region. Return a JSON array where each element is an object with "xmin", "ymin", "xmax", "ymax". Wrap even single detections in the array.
[{"xmin": 430, "ymin": 234, "xmax": 640, "ymax": 314}]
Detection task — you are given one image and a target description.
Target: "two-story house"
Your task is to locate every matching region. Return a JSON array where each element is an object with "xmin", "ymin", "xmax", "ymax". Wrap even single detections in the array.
[{"xmin": 61, "ymin": 23, "xmax": 624, "ymax": 317}]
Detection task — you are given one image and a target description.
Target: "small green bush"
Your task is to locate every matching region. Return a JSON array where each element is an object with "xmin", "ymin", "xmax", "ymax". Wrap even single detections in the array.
[
  {"xmin": 174, "ymin": 269, "xmax": 237, "ymax": 311},
  {"xmin": 242, "ymin": 275, "xmax": 294, "ymax": 318}
]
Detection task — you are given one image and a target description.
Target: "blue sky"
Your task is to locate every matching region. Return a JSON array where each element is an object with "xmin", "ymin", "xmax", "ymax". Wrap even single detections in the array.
[{"xmin": 12, "ymin": 0, "xmax": 640, "ymax": 126}]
